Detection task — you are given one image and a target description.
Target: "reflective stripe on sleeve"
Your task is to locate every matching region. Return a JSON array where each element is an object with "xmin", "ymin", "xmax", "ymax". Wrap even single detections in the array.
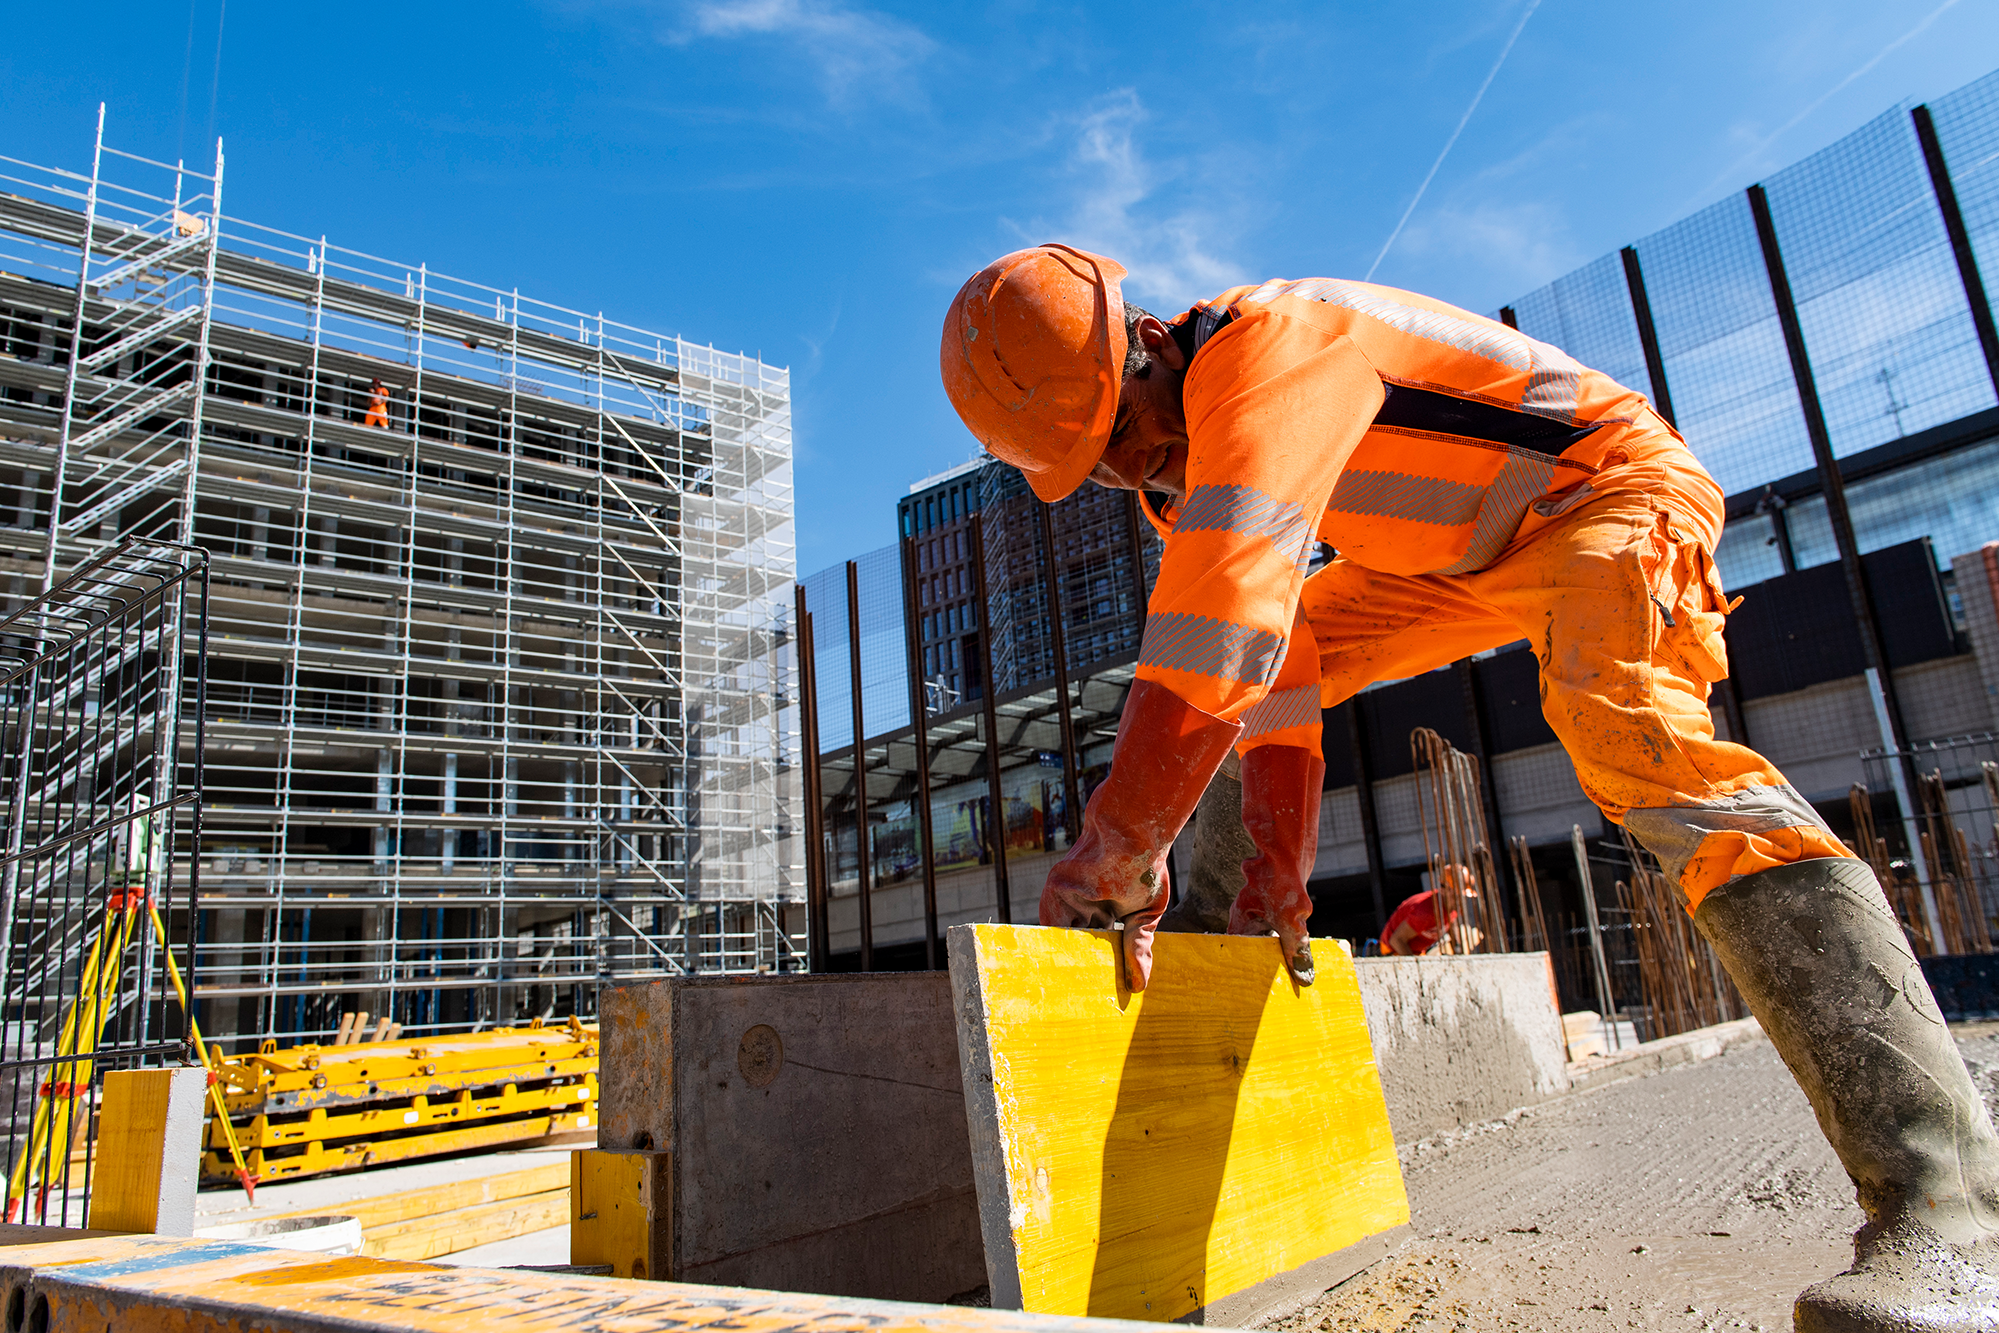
[
  {"xmin": 1173, "ymin": 484, "xmax": 1315, "ymax": 572},
  {"xmin": 1139, "ymin": 612, "xmax": 1286, "ymax": 685},
  {"xmin": 1240, "ymin": 683, "xmax": 1322, "ymax": 738}
]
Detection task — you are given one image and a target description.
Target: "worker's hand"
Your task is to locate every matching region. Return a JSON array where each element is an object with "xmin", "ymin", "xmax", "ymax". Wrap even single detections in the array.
[
  {"xmin": 1036, "ymin": 679, "xmax": 1240, "ymax": 992},
  {"xmin": 1228, "ymin": 744, "xmax": 1324, "ymax": 986},
  {"xmin": 1040, "ymin": 830, "xmax": 1172, "ymax": 990}
]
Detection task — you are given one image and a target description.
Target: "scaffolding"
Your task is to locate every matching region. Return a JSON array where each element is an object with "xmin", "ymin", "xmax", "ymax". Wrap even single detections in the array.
[{"xmin": 0, "ymin": 113, "xmax": 803, "ymax": 1049}]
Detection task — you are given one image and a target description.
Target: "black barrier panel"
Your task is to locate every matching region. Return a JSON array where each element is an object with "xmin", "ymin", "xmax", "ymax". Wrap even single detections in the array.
[
  {"xmin": 1474, "ymin": 643, "xmax": 1558, "ymax": 754},
  {"xmin": 1726, "ymin": 537, "xmax": 1959, "ymax": 699},
  {"xmin": 1321, "ymin": 700, "xmax": 1357, "ymax": 790},
  {"xmin": 1921, "ymin": 955, "xmax": 1999, "ymax": 1022},
  {"xmin": 1363, "ymin": 669, "xmax": 1475, "ymax": 780}
]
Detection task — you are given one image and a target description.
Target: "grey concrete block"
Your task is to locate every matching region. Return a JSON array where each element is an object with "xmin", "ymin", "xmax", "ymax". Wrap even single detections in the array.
[
  {"xmin": 1354, "ymin": 953, "xmax": 1569, "ymax": 1143},
  {"xmin": 598, "ymin": 973, "xmax": 984, "ymax": 1303}
]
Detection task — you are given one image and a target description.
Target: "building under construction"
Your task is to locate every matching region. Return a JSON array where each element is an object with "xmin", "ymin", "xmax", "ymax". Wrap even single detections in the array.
[{"xmin": 0, "ymin": 117, "xmax": 803, "ymax": 1048}]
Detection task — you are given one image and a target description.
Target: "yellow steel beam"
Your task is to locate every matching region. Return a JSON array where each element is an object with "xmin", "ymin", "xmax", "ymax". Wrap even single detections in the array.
[
  {"xmin": 0, "ymin": 1233, "xmax": 1172, "ymax": 1333},
  {"xmin": 204, "ymin": 1106, "xmax": 593, "ymax": 1184},
  {"xmin": 213, "ymin": 1075, "xmax": 596, "ymax": 1151}
]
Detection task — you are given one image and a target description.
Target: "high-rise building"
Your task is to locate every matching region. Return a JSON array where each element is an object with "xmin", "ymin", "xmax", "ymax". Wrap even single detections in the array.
[
  {"xmin": 897, "ymin": 457, "xmax": 1160, "ymax": 711},
  {"xmin": 0, "ymin": 120, "xmax": 802, "ymax": 1044}
]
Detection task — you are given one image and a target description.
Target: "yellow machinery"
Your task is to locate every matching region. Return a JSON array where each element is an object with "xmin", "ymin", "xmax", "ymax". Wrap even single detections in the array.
[{"xmin": 203, "ymin": 1018, "xmax": 598, "ymax": 1184}]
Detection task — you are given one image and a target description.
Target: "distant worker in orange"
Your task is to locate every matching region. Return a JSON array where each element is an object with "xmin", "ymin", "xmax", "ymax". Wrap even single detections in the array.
[
  {"xmin": 1380, "ymin": 872, "xmax": 1480, "ymax": 956},
  {"xmin": 363, "ymin": 378, "xmax": 391, "ymax": 430},
  {"xmin": 940, "ymin": 244, "xmax": 1999, "ymax": 1327}
]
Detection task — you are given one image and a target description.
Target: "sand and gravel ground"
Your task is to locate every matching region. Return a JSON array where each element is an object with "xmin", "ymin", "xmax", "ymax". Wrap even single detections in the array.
[{"xmin": 1269, "ymin": 1028, "xmax": 1999, "ymax": 1333}]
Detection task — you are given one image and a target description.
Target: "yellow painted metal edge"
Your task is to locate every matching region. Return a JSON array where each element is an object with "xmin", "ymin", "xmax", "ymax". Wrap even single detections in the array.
[{"xmin": 0, "ymin": 1234, "xmax": 1177, "ymax": 1333}]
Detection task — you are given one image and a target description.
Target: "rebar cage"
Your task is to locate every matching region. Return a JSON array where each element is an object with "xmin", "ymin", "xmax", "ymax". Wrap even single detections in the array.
[
  {"xmin": 0, "ymin": 538, "xmax": 207, "ymax": 1224},
  {"xmin": 1858, "ymin": 734, "xmax": 1999, "ymax": 957}
]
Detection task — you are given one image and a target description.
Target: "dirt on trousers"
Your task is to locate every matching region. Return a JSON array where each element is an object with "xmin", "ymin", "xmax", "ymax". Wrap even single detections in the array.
[{"xmin": 1269, "ymin": 1029, "xmax": 1999, "ymax": 1333}]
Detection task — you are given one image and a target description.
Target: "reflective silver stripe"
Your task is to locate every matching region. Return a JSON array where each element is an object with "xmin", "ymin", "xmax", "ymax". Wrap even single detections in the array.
[
  {"xmin": 1193, "ymin": 304, "xmax": 1228, "ymax": 351},
  {"xmin": 1520, "ymin": 339, "xmax": 1586, "ymax": 424},
  {"xmin": 1434, "ymin": 451, "xmax": 1559, "ymax": 575},
  {"xmin": 1140, "ymin": 612, "xmax": 1285, "ymax": 684},
  {"xmin": 1242, "ymin": 278, "xmax": 1528, "ymax": 372},
  {"xmin": 1326, "ymin": 469, "xmax": 1482, "ymax": 527},
  {"xmin": 1237, "ymin": 278, "xmax": 1589, "ymax": 424},
  {"xmin": 1174, "ymin": 484, "xmax": 1314, "ymax": 572},
  {"xmin": 1241, "ymin": 683, "xmax": 1321, "ymax": 737},
  {"xmin": 1623, "ymin": 783, "xmax": 1835, "ymax": 897}
]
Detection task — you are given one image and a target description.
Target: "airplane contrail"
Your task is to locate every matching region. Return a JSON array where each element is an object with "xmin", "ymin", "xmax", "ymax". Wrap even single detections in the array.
[{"xmin": 1366, "ymin": 0, "xmax": 1542, "ymax": 282}]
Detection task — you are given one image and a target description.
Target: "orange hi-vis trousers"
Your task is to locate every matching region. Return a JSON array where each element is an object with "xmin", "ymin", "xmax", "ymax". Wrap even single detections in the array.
[{"xmin": 1288, "ymin": 465, "xmax": 1848, "ymax": 913}]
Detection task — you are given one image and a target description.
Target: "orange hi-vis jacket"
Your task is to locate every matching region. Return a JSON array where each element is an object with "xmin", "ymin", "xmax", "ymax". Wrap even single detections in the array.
[{"xmin": 1136, "ymin": 277, "xmax": 1722, "ymax": 739}]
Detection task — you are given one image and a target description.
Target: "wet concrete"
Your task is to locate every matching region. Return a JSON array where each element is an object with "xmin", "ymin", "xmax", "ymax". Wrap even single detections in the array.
[{"xmin": 1271, "ymin": 1028, "xmax": 1999, "ymax": 1332}]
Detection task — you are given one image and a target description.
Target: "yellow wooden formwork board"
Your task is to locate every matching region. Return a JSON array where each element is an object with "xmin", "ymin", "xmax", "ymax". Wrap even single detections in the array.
[{"xmin": 948, "ymin": 925, "xmax": 1408, "ymax": 1323}]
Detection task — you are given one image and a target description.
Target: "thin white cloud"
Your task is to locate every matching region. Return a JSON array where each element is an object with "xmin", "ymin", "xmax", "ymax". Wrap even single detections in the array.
[
  {"xmin": 1684, "ymin": 0, "xmax": 1963, "ymax": 207},
  {"xmin": 1015, "ymin": 90, "xmax": 1247, "ymax": 311},
  {"xmin": 1367, "ymin": 0, "xmax": 1541, "ymax": 281},
  {"xmin": 672, "ymin": 0, "xmax": 935, "ymax": 107},
  {"xmin": 1393, "ymin": 200, "xmax": 1583, "ymax": 299}
]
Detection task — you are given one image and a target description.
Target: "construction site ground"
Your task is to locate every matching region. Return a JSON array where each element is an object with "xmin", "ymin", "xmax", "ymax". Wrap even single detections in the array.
[{"xmin": 1277, "ymin": 1023, "xmax": 1999, "ymax": 1332}]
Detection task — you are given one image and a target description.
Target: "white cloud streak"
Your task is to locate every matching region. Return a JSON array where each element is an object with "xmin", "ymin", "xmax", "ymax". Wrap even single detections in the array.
[
  {"xmin": 676, "ymin": 0, "xmax": 935, "ymax": 106},
  {"xmin": 1023, "ymin": 90, "xmax": 1247, "ymax": 311}
]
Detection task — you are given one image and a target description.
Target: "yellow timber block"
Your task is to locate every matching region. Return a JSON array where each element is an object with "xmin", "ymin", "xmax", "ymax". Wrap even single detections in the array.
[
  {"xmin": 270, "ymin": 1160, "xmax": 570, "ymax": 1231},
  {"xmin": 571, "ymin": 1148, "xmax": 667, "ymax": 1279},
  {"xmin": 946, "ymin": 925, "xmax": 1409, "ymax": 1324},
  {"xmin": 361, "ymin": 1188, "xmax": 571, "ymax": 1260}
]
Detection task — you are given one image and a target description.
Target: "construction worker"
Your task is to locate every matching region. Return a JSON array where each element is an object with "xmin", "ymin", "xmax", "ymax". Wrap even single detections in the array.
[
  {"xmin": 363, "ymin": 378, "xmax": 391, "ymax": 430},
  {"xmin": 940, "ymin": 245, "xmax": 1999, "ymax": 1329},
  {"xmin": 1379, "ymin": 881, "xmax": 1479, "ymax": 956}
]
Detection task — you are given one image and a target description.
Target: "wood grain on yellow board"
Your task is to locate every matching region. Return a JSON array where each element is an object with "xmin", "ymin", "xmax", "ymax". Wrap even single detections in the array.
[{"xmin": 949, "ymin": 925, "xmax": 1408, "ymax": 1323}]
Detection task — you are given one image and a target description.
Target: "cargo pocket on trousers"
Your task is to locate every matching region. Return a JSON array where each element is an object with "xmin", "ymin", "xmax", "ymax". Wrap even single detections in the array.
[{"xmin": 1651, "ymin": 520, "xmax": 1736, "ymax": 685}]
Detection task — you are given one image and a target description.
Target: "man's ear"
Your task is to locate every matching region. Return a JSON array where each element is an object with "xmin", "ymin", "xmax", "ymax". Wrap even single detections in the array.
[{"xmin": 1135, "ymin": 315, "xmax": 1186, "ymax": 372}]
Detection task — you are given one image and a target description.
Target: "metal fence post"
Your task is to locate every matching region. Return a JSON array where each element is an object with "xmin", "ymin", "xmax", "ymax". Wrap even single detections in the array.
[
  {"xmin": 969, "ymin": 514, "xmax": 1012, "ymax": 924},
  {"xmin": 845, "ymin": 562, "xmax": 873, "ymax": 970},
  {"xmin": 1038, "ymin": 502, "xmax": 1082, "ymax": 844},
  {"xmin": 898, "ymin": 537, "xmax": 941, "ymax": 969}
]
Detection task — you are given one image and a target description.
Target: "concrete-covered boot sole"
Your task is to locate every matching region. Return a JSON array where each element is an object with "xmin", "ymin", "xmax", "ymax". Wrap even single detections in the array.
[
  {"xmin": 1692, "ymin": 857, "xmax": 1999, "ymax": 1332},
  {"xmin": 1794, "ymin": 1222, "xmax": 1999, "ymax": 1332}
]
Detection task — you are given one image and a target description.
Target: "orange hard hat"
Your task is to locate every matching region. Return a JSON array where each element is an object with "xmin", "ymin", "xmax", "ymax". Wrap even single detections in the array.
[{"xmin": 940, "ymin": 244, "xmax": 1129, "ymax": 503}]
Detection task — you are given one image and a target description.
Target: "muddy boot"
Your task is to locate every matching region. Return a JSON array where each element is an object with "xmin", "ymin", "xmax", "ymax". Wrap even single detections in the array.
[
  {"xmin": 1692, "ymin": 857, "xmax": 1999, "ymax": 1332},
  {"xmin": 1158, "ymin": 751, "xmax": 1252, "ymax": 935}
]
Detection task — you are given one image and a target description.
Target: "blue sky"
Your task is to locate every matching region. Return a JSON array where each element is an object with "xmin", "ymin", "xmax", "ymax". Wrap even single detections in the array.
[{"xmin": 4, "ymin": 1, "xmax": 1996, "ymax": 576}]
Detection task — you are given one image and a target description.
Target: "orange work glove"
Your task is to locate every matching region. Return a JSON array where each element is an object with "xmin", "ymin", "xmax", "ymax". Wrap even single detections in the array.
[
  {"xmin": 1229, "ymin": 744, "xmax": 1324, "ymax": 985},
  {"xmin": 1040, "ymin": 679, "xmax": 1241, "ymax": 991}
]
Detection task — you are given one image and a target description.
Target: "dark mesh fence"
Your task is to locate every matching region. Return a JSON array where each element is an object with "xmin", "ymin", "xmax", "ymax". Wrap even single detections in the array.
[
  {"xmin": 1633, "ymin": 191, "xmax": 1815, "ymax": 498},
  {"xmin": 1931, "ymin": 69, "xmax": 1999, "ymax": 304},
  {"xmin": 1763, "ymin": 107, "xmax": 1995, "ymax": 457},
  {"xmin": 1507, "ymin": 252, "xmax": 1650, "ymax": 400}
]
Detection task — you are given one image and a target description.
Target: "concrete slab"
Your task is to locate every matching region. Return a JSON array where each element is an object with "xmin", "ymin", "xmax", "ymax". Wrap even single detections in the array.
[
  {"xmin": 598, "ymin": 972, "xmax": 984, "ymax": 1303},
  {"xmin": 1352, "ymin": 953, "xmax": 1570, "ymax": 1144}
]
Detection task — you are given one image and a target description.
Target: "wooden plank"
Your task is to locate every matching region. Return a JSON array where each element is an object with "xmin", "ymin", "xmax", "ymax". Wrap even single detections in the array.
[
  {"xmin": 948, "ymin": 925, "xmax": 1409, "ymax": 1325},
  {"xmin": 571, "ymin": 1149, "xmax": 667, "ymax": 1279},
  {"xmin": 362, "ymin": 1188, "xmax": 570, "ymax": 1260},
  {"xmin": 269, "ymin": 1160, "xmax": 570, "ymax": 1230},
  {"xmin": 85, "ymin": 1068, "xmax": 206, "ymax": 1237}
]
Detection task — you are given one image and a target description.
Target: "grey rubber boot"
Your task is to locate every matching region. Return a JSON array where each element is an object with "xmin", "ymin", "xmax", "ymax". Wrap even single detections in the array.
[
  {"xmin": 1158, "ymin": 751, "xmax": 1253, "ymax": 935},
  {"xmin": 1692, "ymin": 857, "xmax": 1999, "ymax": 1332}
]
